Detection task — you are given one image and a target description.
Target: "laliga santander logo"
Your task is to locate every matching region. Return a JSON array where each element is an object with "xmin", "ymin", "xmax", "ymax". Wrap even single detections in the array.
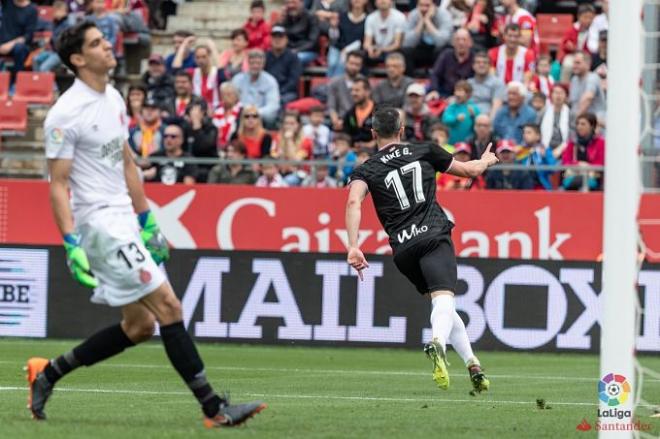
[{"xmin": 599, "ymin": 373, "xmax": 631, "ymax": 407}]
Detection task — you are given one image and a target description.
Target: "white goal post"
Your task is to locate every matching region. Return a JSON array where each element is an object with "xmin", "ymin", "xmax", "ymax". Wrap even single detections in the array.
[{"xmin": 600, "ymin": 0, "xmax": 642, "ymax": 437}]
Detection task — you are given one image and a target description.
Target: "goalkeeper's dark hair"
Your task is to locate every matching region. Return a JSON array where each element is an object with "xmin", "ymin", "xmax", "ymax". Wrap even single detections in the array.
[
  {"xmin": 56, "ymin": 21, "xmax": 98, "ymax": 75},
  {"xmin": 372, "ymin": 107, "xmax": 402, "ymax": 138}
]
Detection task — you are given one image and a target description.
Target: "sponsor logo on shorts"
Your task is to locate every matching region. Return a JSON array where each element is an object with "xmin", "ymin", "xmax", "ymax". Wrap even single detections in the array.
[
  {"xmin": 397, "ymin": 223, "xmax": 428, "ymax": 243},
  {"xmin": 139, "ymin": 269, "xmax": 152, "ymax": 284}
]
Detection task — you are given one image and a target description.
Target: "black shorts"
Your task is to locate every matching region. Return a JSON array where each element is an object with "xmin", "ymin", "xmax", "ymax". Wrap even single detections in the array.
[{"xmin": 392, "ymin": 233, "xmax": 457, "ymax": 295}]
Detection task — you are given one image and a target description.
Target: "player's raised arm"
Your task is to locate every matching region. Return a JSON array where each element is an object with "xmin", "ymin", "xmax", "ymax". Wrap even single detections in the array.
[
  {"xmin": 345, "ymin": 179, "xmax": 370, "ymax": 280},
  {"xmin": 446, "ymin": 142, "xmax": 499, "ymax": 178}
]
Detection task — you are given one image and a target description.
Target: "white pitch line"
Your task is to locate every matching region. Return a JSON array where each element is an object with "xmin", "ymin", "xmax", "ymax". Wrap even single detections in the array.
[
  {"xmin": 0, "ymin": 386, "xmax": 597, "ymax": 406},
  {"xmin": 1, "ymin": 360, "xmax": 658, "ymax": 383}
]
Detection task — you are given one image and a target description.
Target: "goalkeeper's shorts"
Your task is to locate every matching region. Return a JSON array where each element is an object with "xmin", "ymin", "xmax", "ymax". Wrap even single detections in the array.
[{"xmin": 77, "ymin": 207, "xmax": 166, "ymax": 307}]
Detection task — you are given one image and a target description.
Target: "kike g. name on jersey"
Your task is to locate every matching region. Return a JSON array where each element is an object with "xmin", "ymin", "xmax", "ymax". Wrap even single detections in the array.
[
  {"xmin": 349, "ymin": 142, "xmax": 455, "ymax": 251},
  {"xmin": 44, "ymin": 78, "xmax": 132, "ymax": 225}
]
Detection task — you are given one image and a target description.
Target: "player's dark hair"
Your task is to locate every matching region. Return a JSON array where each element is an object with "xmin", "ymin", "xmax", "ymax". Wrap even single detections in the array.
[
  {"xmin": 309, "ymin": 105, "xmax": 325, "ymax": 114},
  {"xmin": 504, "ymin": 23, "xmax": 521, "ymax": 34},
  {"xmin": 372, "ymin": 107, "xmax": 402, "ymax": 138},
  {"xmin": 56, "ymin": 21, "xmax": 98, "ymax": 75},
  {"xmin": 523, "ymin": 123, "xmax": 541, "ymax": 135}
]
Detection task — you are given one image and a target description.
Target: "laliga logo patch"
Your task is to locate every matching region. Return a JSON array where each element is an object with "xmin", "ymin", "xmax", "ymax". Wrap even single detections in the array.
[
  {"xmin": 50, "ymin": 128, "xmax": 64, "ymax": 145},
  {"xmin": 598, "ymin": 373, "xmax": 630, "ymax": 406}
]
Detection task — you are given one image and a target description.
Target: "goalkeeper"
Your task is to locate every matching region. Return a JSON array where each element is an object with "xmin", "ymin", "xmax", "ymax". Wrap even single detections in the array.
[{"xmin": 26, "ymin": 21, "xmax": 266, "ymax": 429}]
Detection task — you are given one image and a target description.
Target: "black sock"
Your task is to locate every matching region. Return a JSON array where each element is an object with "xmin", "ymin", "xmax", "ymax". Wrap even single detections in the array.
[
  {"xmin": 42, "ymin": 324, "xmax": 134, "ymax": 385},
  {"xmin": 43, "ymin": 351, "xmax": 81, "ymax": 384},
  {"xmin": 160, "ymin": 321, "xmax": 222, "ymax": 417}
]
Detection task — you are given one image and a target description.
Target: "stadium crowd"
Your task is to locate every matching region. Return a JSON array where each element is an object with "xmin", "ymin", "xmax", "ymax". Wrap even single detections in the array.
[{"xmin": 1, "ymin": 0, "xmax": 611, "ymax": 191}]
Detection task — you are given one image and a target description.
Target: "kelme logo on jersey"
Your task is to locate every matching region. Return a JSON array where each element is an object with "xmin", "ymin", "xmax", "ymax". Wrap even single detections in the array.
[{"xmin": 397, "ymin": 223, "xmax": 428, "ymax": 243}]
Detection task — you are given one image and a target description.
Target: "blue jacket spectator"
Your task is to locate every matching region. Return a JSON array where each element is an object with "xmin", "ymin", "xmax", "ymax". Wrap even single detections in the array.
[
  {"xmin": 165, "ymin": 30, "xmax": 196, "ymax": 73},
  {"xmin": 86, "ymin": 0, "xmax": 119, "ymax": 51},
  {"xmin": 265, "ymin": 27, "xmax": 302, "ymax": 106},
  {"xmin": 0, "ymin": 0, "xmax": 38, "ymax": 74},
  {"xmin": 493, "ymin": 82, "xmax": 537, "ymax": 144},
  {"xmin": 232, "ymin": 50, "xmax": 280, "ymax": 127},
  {"xmin": 518, "ymin": 123, "xmax": 557, "ymax": 191}
]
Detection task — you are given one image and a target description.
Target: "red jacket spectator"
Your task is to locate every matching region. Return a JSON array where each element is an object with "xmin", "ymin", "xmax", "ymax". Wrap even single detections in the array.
[
  {"xmin": 559, "ymin": 4, "xmax": 597, "ymax": 61},
  {"xmin": 244, "ymin": 19, "xmax": 271, "ymax": 50},
  {"xmin": 562, "ymin": 135, "xmax": 604, "ymax": 165}
]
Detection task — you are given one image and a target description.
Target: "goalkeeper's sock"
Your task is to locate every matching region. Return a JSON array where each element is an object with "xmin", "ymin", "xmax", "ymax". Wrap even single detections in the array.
[
  {"xmin": 448, "ymin": 311, "xmax": 478, "ymax": 366},
  {"xmin": 42, "ymin": 324, "xmax": 135, "ymax": 384},
  {"xmin": 430, "ymin": 294, "xmax": 455, "ymax": 353},
  {"xmin": 160, "ymin": 321, "xmax": 222, "ymax": 418}
]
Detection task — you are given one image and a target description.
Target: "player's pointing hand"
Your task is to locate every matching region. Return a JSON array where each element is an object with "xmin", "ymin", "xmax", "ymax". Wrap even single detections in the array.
[
  {"xmin": 347, "ymin": 247, "xmax": 369, "ymax": 281},
  {"xmin": 481, "ymin": 142, "xmax": 499, "ymax": 167}
]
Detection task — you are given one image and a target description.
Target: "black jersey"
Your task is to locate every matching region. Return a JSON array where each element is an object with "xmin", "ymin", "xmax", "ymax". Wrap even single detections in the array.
[{"xmin": 350, "ymin": 142, "xmax": 454, "ymax": 252}]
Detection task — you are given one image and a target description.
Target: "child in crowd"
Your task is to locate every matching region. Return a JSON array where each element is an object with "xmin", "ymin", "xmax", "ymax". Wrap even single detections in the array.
[
  {"xmin": 243, "ymin": 0, "xmax": 271, "ymax": 51},
  {"xmin": 518, "ymin": 123, "xmax": 557, "ymax": 190},
  {"xmin": 256, "ymin": 161, "xmax": 288, "ymax": 187},
  {"xmin": 301, "ymin": 164, "xmax": 338, "ymax": 188},
  {"xmin": 442, "ymin": 80, "xmax": 480, "ymax": 144},
  {"xmin": 529, "ymin": 55, "xmax": 555, "ymax": 100},
  {"xmin": 430, "ymin": 123, "xmax": 454, "ymax": 154},
  {"xmin": 87, "ymin": 0, "xmax": 120, "ymax": 52},
  {"xmin": 302, "ymin": 106, "xmax": 332, "ymax": 158},
  {"xmin": 33, "ymin": 1, "xmax": 73, "ymax": 72},
  {"xmin": 330, "ymin": 133, "xmax": 357, "ymax": 186}
]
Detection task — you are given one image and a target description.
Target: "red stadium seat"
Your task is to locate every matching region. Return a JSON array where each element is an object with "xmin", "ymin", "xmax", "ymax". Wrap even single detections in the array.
[
  {"xmin": 537, "ymin": 13, "xmax": 574, "ymax": 55},
  {"xmin": 0, "ymin": 99, "xmax": 28, "ymax": 134},
  {"xmin": 0, "ymin": 72, "xmax": 9, "ymax": 101},
  {"xmin": 37, "ymin": 6, "xmax": 54, "ymax": 22},
  {"xmin": 13, "ymin": 71, "xmax": 55, "ymax": 105}
]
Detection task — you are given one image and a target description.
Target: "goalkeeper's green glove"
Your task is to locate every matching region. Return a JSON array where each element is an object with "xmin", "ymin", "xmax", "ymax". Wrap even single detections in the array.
[
  {"xmin": 63, "ymin": 233, "xmax": 98, "ymax": 288},
  {"xmin": 137, "ymin": 210, "xmax": 170, "ymax": 265}
]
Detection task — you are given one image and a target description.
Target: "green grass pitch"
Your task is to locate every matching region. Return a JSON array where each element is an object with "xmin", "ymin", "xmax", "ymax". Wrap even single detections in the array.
[{"xmin": 0, "ymin": 339, "xmax": 658, "ymax": 438}]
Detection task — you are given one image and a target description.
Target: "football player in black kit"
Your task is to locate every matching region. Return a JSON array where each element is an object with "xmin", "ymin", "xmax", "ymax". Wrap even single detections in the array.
[{"xmin": 345, "ymin": 107, "xmax": 498, "ymax": 392}]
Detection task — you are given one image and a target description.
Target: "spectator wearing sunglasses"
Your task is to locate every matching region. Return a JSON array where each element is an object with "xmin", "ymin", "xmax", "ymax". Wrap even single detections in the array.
[{"xmin": 231, "ymin": 105, "xmax": 274, "ymax": 158}]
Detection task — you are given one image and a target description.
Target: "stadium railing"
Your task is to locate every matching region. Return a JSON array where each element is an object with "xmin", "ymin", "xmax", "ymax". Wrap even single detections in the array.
[{"xmin": 0, "ymin": 150, "xmax": 635, "ymax": 192}]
